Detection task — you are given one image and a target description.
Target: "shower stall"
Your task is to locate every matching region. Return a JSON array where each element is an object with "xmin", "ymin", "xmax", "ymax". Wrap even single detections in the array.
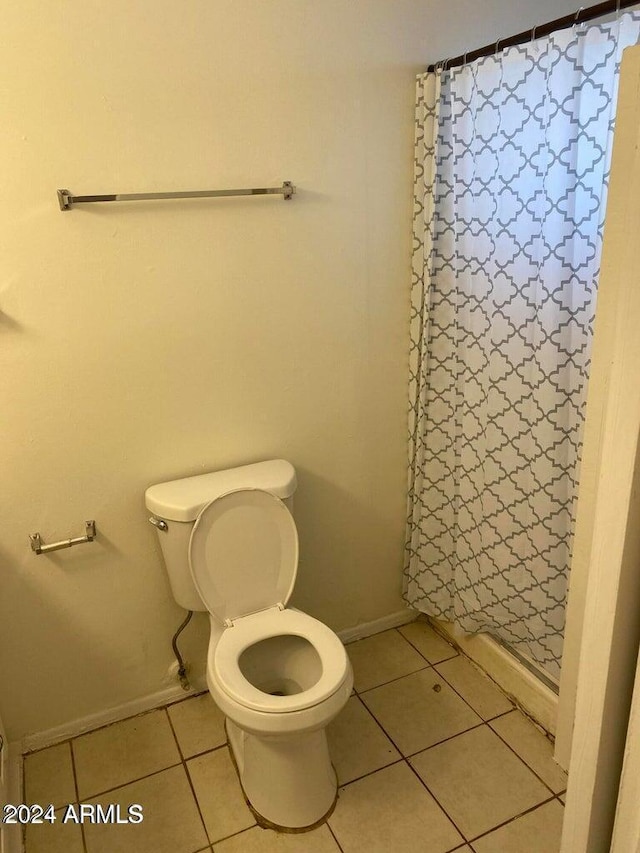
[{"xmin": 403, "ymin": 11, "xmax": 640, "ymax": 721}]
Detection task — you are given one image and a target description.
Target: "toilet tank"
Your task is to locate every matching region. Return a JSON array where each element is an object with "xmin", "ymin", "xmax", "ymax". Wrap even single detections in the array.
[{"xmin": 145, "ymin": 459, "xmax": 297, "ymax": 611}]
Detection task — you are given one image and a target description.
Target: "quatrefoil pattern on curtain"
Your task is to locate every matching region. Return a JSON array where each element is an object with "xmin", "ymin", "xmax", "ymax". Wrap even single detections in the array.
[{"xmin": 404, "ymin": 15, "xmax": 640, "ymax": 680}]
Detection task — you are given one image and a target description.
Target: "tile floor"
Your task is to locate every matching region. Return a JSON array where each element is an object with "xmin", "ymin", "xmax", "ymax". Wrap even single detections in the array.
[{"xmin": 22, "ymin": 618, "xmax": 567, "ymax": 853}]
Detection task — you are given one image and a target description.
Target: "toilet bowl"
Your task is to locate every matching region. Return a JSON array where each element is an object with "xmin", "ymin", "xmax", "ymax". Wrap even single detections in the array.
[{"xmin": 145, "ymin": 461, "xmax": 353, "ymax": 830}]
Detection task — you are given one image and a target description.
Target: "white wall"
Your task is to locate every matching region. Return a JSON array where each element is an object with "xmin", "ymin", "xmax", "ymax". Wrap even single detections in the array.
[{"xmin": 0, "ymin": 0, "xmax": 577, "ymax": 739}]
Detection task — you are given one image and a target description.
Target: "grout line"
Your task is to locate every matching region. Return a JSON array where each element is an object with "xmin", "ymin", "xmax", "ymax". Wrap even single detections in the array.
[
  {"xmin": 354, "ymin": 663, "xmax": 432, "ymax": 695},
  {"xmin": 345, "ymin": 690, "xmax": 470, "ymax": 842},
  {"xmin": 164, "ymin": 706, "xmax": 184, "ymax": 760},
  {"xmin": 424, "ymin": 616, "xmax": 557, "ymax": 736},
  {"xmin": 356, "ymin": 629, "xmax": 525, "ymax": 768},
  {"xmin": 23, "ymin": 703, "xmax": 186, "ymax": 757},
  {"xmin": 355, "ymin": 687, "xmax": 488, "ymax": 766},
  {"xmin": 404, "ymin": 756, "xmax": 468, "ymax": 844},
  {"xmin": 78, "ymin": 761, "xmax": 184, "ymax": 801},
  {"xmin": 348, "ymin": 691, "xmax": 558, "ymax": 849},
  {"xmin": 466, "ymin": 793, "xmax": 559, "ymax": 844},
  {"xmin": 423, "ymin": 669, "xmax": 488, "ymax": 725},
  {"xmin": 207, "ymin": 825, "xmax": 253, "ymax": 845},
  {"xmin": 205, "ymin": 820, "xmax": 259, "ymax": 846},
  {"xmin": 68, "ymin": 741, "xmax": 88, "ymax": 853},
  {"xmin": 402, "ymin": 720, "xmax": 488, "ymax": 760},
  {"xmin": 391, "ymin": 625, "xmax": 433, "ymax": 662},
  {"xmin": 183, "ymin": 742, "xmax": 229, "ymax": 762},
  {"xmin": 484, "ymin": 707, "xmax": 517, "ymax": 722},
  {"xmin": 407, "ymin": 723, "xmax": 561, "ymax": 838},
  {"xmin": 23, "ymin": 734, "xmax": 75, "ymax": 759},
  {"xmin": 68, "ymin": 741, "xmax": 81, "ymax": 803},
  {"xmin": 326, "ymin": 819, "xmax": 345, "ymax": 852},
  {"xmin": 356, "ymin": 687, "xmax": 488, "ymax": 762},
  {"xmin": 22, "ymin": 622, "xmax": 562, "ymax": 852},
  {"xmin": 487, "ymin": 720, "xmax": 564, "ymax": 798},
  {"xmin": 339, "ymin": 756, "xmax": 405, "ymax": 788},
  {"xmin": 178, "ymin": 776, "xmax": 342, "ymax": 850},
  {"xmin": 351, "ymin": 693, "xmax": 405, "ymax": 756},
  {"xmin": 394, "ymin": 624, "xmax": 459, "ymax": 667},
  {"xmin": 165, "ymin": 689, "xmax": 208, "ymax": 710},
  {"xmin": 406, "ymin": 754, "xmax": 560, "ymax": 847},
  {"xmin": 68, "ymin": 739, "xmax": 228, "ymax": 805},
  {"xmin": 432, "ymin": 661, "xmax": 515, "ymax": 717},
  {"xmin": 165, "ymin": 707, "xmax": 213, "ymax": 847}
]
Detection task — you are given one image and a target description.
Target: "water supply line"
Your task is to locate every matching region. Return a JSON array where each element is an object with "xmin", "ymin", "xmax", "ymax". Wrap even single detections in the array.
[{"xmin": 172, "ymin": 610, "xmax": 193, "ymax": 691}]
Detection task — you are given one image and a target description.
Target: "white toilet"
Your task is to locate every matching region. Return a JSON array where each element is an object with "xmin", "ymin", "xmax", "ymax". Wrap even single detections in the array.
[{"xmin": 145, "ymin": 459, "xmax": 353, "ymax": 830}]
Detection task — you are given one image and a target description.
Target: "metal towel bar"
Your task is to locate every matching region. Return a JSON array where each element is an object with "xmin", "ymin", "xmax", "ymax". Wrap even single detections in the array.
[
  {"xmin": 57, "ymin": 181, "xmax": 295, "ymax": 210},
  {"xmin": 30, "ymin": 520, "xmax": 97, "ymax": 555}
]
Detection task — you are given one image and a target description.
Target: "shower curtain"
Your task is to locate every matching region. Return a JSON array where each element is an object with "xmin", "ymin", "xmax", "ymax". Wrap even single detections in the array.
[{"xmin": 404, "ymin": 13, "xmax": 640, "ymax": 680}]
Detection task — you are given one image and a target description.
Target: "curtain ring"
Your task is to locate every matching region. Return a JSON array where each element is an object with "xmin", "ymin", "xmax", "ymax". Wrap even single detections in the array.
[
  {"xmin": 616, "ymin": 0, "xmax": 622, "ymax": 20},
  {"xmin": 574, "ymin": 6, "xmax": 584, "ymax": 25},
  {"xmin": 495, "ymin": 37, "xmax": 503, "ymax": 55},
  {"xmin": 531, "ymin": 25, "xmax": 538, "ymax": 44}
]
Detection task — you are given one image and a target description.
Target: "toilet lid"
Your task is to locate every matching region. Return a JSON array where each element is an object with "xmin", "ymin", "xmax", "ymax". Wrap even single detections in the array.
[{"xmin": 189, "ymin": 489, "xmax": 298, "ymax": 625}]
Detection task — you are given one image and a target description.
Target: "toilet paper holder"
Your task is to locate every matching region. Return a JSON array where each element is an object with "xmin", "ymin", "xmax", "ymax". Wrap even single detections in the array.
[{"xmin": 30, "ymin": 520, "xmax": 97, "ymax": 555}]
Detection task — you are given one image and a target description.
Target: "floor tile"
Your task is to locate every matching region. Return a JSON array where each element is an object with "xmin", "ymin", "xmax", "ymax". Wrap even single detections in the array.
[
  {"xmin": 23, "ymin": 742, "xmax": 76, "ymax": 808},
  {"xmin": 83, "ymin": 764, "xmax": 208, "ymax": 853},
  {"xmin": 361, "ymin": 669, "xmax": 481, "ymax": 755},
  {"xmin": 73, "ymin": 709, "xmax": 181, "ymax": 797},
  {"xmin": 489, "ymin": 711, "xmax": 567, "ymax": 793},
  {"xmin": 347, "ymin": 630, "xmax": 427, "ymax": 692},
  {"xmin": 168, "ymin": 693, "xmax": 227, "ymax": 758},
  {"xmin": 559, "ymin": 792, "xmax": 566, "ymax": 804},
  {"xmin": 213, "ymin": 823, "xmax": 340, "ymax": 851},
  {"xmin": 24, "ymin": 806, "xmax": 84, "ymax": 853},
  {"xmin": 435, "ymin": 656, "xmax": 514, "ymax": 720},
  {"xmin": 410, "ymin": 726, "xmax": 550, "ymax": 839},
  {"xmin": 327, "ymin": 695, "xmax": 400, "ymax": 784},
  {"xmin": 398, "ymin": 620, "xmax": 458, "ymax": 664},
  {"xmin": 20, "ymin": 622, "xmax": 566, "ymax": 853},
  {"xmin": 328, "ymin": 762, "xmax": 463, "ymax": 853},
  {"xmin": 188, "ymin": 747, "xmax": 255, "ymax": 842},
  {"xmin": 471, "ymin": 799, "xmax": 564, "ymax": 853}
]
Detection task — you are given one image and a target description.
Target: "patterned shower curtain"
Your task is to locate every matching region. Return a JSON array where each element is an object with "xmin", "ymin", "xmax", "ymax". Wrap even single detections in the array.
[{"xmin": 404, "ymin": 14, "xmax": 640, "ymax": 680}]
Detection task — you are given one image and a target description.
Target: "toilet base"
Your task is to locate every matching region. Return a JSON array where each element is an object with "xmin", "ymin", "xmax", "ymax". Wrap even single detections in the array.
[{"xmin": 226, "ymin": 719, "xmax": 338, "ymax": 831}]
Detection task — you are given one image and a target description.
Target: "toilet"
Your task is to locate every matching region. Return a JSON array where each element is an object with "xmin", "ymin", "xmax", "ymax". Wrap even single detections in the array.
[{"xmin": 144, "ymin": 459, "xmax": 353, "ymax": 830}]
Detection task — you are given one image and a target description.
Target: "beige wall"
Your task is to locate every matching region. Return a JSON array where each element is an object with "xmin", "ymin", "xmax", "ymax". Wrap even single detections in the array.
[
  {"xmin": 560, "ymin": 45, "xmax": 640, "ymax": 852},
  {"xmin": 0, "ymin": 0, "xmax": 577, "ymax": 739}
]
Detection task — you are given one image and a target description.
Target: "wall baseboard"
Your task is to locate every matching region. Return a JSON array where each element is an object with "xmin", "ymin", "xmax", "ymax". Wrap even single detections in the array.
[
  {"xmin": 20, "ymin": 609, "xmax": 557, "ymax": 763},
  {"xmin": 435, "ymin": 619, "xmax": 559, "ymax": 736},
  {"xmin": 22, "ymin": 676, "xmax": 208, "ymax": 755},
  {"xmin": 338, "ymin": 607, "xmax": 418, "ymax": 644},
  {"xmin": 20, "ymin": 610, "xmax": 418, "ymax": 754}
]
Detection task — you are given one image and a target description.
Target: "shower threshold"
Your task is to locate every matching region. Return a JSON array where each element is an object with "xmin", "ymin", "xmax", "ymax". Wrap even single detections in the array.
[{"xmin": 488, "ymin": 633, "xmax": 560, "ymax": 695}]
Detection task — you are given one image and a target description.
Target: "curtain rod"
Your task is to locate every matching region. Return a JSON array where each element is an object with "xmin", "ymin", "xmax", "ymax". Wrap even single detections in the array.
[{"xmin": 427, "ymin": 0, "xmax": 637, "ymax": 72}]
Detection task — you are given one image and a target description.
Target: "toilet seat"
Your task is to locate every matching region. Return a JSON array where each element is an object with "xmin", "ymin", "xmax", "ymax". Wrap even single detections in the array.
[
  {"xmin": 191, "ymin": 487, "xmax": 349, "ymax": 716},
  {"xmin": 189, "ymin": 488, "xmax": 298, "ymax": 626},
  {"xmin": 213, "ymin": 607, "xmax": 349, "ymax": 714}
]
